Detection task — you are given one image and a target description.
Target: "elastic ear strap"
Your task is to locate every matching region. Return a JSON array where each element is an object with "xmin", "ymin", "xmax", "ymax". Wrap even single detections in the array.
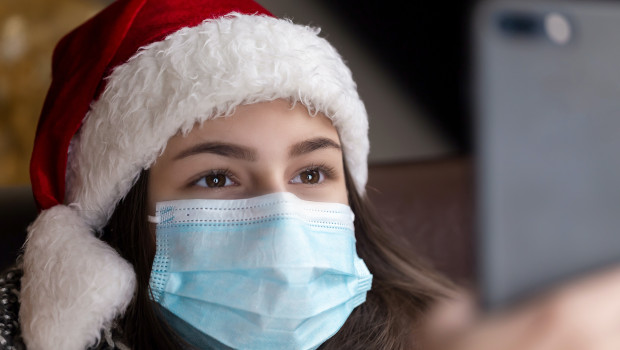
[{"xmin": 148, "ymin": 215, "xmax": 161, "ymax": 224}]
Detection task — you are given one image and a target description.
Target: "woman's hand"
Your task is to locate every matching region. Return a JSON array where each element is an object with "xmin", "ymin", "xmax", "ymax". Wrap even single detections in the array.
[{"xmin": 428, "ymin": 266, "xmax": 620, "ymax": 350}]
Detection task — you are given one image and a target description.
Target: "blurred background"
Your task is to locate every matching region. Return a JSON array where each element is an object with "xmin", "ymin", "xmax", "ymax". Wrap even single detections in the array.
[
  {"xmin": 0, "ymin": 0, "xmax": 108, "ymax": 185},
  {"xmin": 0, "ymin": 0, "xmax": 475, "ymax": 186}
]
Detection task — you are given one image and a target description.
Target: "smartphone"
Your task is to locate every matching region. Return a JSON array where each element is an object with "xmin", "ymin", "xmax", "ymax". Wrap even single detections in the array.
[{"xmin": 474, "ymin": 0, "xmax": 620, "ymax": 309}]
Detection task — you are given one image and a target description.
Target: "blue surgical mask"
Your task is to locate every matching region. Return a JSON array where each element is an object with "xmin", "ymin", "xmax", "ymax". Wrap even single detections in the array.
[{"xmin": 148, "ymin": 192, "xmax": 373, "ymax": 350}]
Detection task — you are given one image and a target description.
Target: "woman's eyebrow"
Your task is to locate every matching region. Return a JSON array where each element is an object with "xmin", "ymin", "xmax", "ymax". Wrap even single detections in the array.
[
  {"xmin": 173, "ymin": 142, "xmax": 257, "ymax": 161},
  {"xmin": 289, "ymin": 137, "xmax": 341, "ymax": 157}
]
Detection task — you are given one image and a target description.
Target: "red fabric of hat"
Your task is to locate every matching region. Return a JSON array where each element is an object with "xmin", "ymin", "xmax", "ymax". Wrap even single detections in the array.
[{"xmin": 30, "ymin": 0, "xmax": 272, "ymax": 211}]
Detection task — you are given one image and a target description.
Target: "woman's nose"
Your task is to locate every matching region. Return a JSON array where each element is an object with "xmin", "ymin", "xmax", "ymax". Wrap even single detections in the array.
[{"xmin": 247, "ymin": 171, "xmax": 288, "ymax": 197}]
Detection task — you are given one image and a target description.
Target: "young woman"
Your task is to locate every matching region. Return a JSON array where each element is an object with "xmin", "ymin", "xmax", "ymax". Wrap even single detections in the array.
[
  {"xmin": 14, "ymin": 1, "xmax": 451, "ymax": 348},
  {"xmin": 4, "ymin": 0, "xmax": 620, "ymax": 349}
]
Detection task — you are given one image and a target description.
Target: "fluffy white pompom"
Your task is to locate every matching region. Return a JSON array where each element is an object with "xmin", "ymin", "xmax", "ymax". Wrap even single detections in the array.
[{"xmin": 20, "ymin": 205, "xmax": 136, "ymax": 350}]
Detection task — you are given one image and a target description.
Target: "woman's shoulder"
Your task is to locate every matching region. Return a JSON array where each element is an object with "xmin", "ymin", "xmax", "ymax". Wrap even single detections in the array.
[{"xmin": 0, "ymin": 266, "xmax": 127, "ymax": 350}]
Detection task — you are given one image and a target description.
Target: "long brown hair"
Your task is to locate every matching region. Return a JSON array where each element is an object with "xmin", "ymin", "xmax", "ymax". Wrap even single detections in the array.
[{"xmin": 102, "ymin": 163, "xmax": 452, "ymax": 349}]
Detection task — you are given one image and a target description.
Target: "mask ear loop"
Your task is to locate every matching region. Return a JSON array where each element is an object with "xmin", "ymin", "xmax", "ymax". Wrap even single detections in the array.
[{"xmin": 148, "ymin": 215, "xmax": 161, "ymax": 224}]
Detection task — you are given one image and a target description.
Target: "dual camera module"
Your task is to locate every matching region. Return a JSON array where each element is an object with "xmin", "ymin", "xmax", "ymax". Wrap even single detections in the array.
[{"xmin": 498, "ymin": 10, "xmax": 572, "ymax": 45}]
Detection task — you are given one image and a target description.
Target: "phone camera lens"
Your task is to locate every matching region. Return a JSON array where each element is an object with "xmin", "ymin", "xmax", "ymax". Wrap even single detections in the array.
[
  {"xmin": 497, "ymin": 12, "xmax": 542, "ymax": 37},
  {"xmin": 545, "ymin": 13, "xmax": 571, "ymax": 45}
]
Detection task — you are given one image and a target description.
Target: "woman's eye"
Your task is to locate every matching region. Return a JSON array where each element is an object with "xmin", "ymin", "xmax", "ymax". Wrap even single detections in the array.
[
  {"xmin": 195, "ymin": 173, "xmax": 235, "ymax": 188},
  {"xmin": 291, "ymin": 169, "xmax": 323, "ymax": 185}
]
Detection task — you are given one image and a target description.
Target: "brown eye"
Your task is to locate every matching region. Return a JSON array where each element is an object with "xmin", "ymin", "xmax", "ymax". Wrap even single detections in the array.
[
  {"xmin": 298, "ymin": 169, "xmax": 321, "ymax": 184},
  {"xmin": 291, "ymin": 166, "xmax": 334, "ymax": 185},
  {"xmin": 195, "ymin": 172, "xmax": 235, "ymax": 188},
  {"xmin": 205, "ymin": 174, "xmax": 226, "ymax": 187}
]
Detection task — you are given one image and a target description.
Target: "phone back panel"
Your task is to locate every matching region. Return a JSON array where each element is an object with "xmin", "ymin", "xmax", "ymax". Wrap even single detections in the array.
[{"xmin": 474, "ymin": 0, "xmax": 620, "ymax": 308}]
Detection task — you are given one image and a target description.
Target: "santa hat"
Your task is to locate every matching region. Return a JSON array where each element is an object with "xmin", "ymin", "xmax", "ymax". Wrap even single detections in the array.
[{"xmin": 21, "ymin": 0, "xmax": 369, "ymax": 349}]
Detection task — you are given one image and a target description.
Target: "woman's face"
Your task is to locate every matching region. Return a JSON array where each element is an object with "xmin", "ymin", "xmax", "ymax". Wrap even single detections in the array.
[{"xmin": 148, "ymin": 99, "xmax": 348, "ymax": 215}]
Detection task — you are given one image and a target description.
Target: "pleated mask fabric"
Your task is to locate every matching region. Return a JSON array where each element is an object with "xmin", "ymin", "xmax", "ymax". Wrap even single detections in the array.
[{"xmin": 149, "ymin": 192, "xmax": 373, "ymax": 350}]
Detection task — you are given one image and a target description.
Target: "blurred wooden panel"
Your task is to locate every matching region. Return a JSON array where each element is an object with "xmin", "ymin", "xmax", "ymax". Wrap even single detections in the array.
[
  {"xmin": 0, "ymin": 0, "xmax": 105, "ymax": 185},
  {"xmin": 367, "ymin": 157, "xmax": 476, "ymax": 284}
]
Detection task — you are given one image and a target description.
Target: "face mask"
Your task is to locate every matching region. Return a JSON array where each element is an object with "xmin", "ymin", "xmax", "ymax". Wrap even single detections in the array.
[{"xmin": 148, "ymin": 192, "xmax": 373, "ymax": 350}]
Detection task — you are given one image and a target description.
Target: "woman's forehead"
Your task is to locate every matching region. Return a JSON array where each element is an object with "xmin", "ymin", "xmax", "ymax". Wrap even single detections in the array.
[{"xmin": 165, "ymin": 99, "xmax": 340, "ymax": 153}]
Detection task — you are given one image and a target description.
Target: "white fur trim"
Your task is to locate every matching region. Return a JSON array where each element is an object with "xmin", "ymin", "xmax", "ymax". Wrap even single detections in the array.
[
  {"xmin": 66, "ymin": 13, "xmax": 369, "ymax": 230},
  {"xmin": 20, "ymin": 205, "xmax": 136, "ymax": 350}
]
